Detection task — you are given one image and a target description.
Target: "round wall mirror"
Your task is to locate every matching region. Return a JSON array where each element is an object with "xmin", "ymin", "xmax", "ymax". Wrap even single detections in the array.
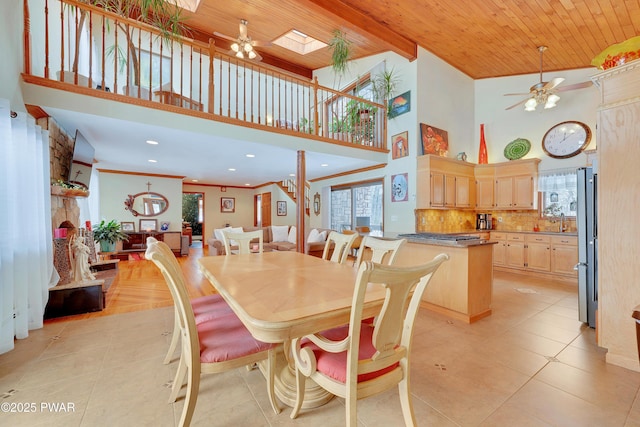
[
  {"xmin": 124, "ymin": 192, "xmax": 169, "ymax": 217},
  {"xmin": 313, "ymin": 192, "xmax": 321, "ymax": 216}
]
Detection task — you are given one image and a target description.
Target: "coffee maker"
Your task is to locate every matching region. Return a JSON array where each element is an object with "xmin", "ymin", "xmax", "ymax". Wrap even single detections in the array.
[{"xmin": 476, "ymin": 213, "xmax": 492, "ymax": 230}]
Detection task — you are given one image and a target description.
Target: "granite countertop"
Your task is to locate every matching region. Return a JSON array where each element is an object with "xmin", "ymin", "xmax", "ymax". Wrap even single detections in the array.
[
  {"xmin": 490, "ymin": 230, "xmax": 578, "ymax": 236},
  {"xmin": 395, "ymin": 232, "xmax": 497, "ymax": 248}
]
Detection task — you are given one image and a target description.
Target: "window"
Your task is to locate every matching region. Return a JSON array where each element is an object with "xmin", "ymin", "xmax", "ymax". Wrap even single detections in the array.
[
  {"xmin": 330, "ymin": 180, "xmax": 383, "ymax": 234},
  {"xmin": 538, "ymin": 170, "xmax": 577, "ymax": 218}
]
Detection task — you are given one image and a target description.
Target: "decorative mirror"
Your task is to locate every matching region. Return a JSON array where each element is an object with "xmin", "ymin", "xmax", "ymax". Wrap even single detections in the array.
[
  {"xmin": 313, "ymin": 192, "xmax": 321, "ymax": 216},
  {"xmin": 124, "ymin": 192, "xmax": 169, "ymax": 217}
]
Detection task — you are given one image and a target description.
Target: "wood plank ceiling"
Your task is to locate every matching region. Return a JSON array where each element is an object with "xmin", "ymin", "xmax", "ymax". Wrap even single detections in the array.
[{"xmin": 181, "ymin": 0, "xmax": 640, "ymax": 79}]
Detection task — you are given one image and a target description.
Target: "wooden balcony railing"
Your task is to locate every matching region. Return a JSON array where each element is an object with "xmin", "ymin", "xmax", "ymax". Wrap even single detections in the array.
[{"xmin": 23, "ymin": 0, "xmax": 387, "ymax": 151}]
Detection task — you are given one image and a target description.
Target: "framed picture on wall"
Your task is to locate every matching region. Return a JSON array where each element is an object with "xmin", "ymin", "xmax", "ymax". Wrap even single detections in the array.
[
  {"xmin": 139, "ymin": 219, "xmax": 157, "ymax": 232},
  {"xmin": 277, "ymin": 201, "xmax": 287, "ymax": 216},
  {"xmin": 391, "ymin": 173, "xmax": 409, "ymax": 202},
  {"xmin": 221, "ymin": 197, "xmax": 235, "ymax": 213},
  {"xmin": 420, "ymin": 123, "xmax": 449, "ymax": 157},
  {"xmin": 391, "ymin": 131, "xmax": 409, "ymax": 159},
  {"xmin": 121, "ymin": 221, "xmax": 135, "ymax": 232}
]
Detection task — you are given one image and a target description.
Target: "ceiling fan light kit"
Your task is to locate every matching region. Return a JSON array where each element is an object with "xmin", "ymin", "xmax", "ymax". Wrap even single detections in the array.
[
  {"xmin": 505, "ymin": 46, "xmax": 592, "ymax": 112},
  {"xmin": 214, "ymin": 19, "xmax": 267, "ymax": 61}
]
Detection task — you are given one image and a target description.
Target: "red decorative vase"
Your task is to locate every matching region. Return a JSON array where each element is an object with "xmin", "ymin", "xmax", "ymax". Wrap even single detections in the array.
[{"xmin": 478, "ymin": 124, "xmax": 488, "ymax": 164}]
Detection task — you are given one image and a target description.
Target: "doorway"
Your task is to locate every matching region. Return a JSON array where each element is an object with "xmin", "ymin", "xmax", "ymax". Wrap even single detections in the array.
[{"xmin": 182, "ymin": 192, "xmax": 204, "ymax": 246}]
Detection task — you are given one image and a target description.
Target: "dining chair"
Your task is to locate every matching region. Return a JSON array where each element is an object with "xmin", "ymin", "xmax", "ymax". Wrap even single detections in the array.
[
  {"xmin": 354, "ymin": 236, "xmax": 407, "ymax": 268},
  {"xmin": 290, "ymin": 253, "xmax": 449, "ymax": 426},
  {"xmin": 222, "ymin": 229, "xmax": 264, "ymax": 255},
  {"xmin": 355, "ymin": 226, "xmax": 371, "ymax": 233},
  {"xmin": 321, "ymin": 231, "xmax": 358, "ymax": 264},
  {"xmin": 341, "ymin": 229, "xmax": 363, "ymax": 258},
  {"xmin": 146, "ymin": 237, "xmax": 233, "ymax": 365},
  {"xmin": 145, "ymin": 239, "xmax": 280, "ymax": 426}
]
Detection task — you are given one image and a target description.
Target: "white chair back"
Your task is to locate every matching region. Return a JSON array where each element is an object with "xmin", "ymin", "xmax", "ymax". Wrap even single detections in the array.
[
  {"xmin": 354, "ymin": 236, "xmax": 406, "ymax": 268},
  {"xmin": 222, "ymin": 229, "xmax": 263, "ymax": 255},
  {"xmin": 322, "ymin": 231, "xmax": 358, "ymax": 264}
]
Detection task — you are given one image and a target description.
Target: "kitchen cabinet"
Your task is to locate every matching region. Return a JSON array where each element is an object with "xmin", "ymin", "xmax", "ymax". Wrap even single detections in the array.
[
  {"xmin": 491, "ymin": 232, "xmax": 507, "ymax": 266},
  {"xmin": 505, "ymin": 233, "xmax": 525, "ymax": 269},
  {"xmin": 491, "ymin": 231, "xmax": 577, "ymax": 282},
  {"xmin": 417, "ymin": 155, "xmax": 475, "ymax": 209},
  {"xmin": 550, "ymin": 235, "xmax": 578, "ymax": 277},
  {"xmin": 525, "ymin": 234, "xmax": 551, "ymax": 272},
  {"xmin": 492, "ymin": 158, "xmax": 540, "ymax": 210}
]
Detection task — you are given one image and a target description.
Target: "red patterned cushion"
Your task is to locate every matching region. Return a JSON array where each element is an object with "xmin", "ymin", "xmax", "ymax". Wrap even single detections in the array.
[
  {"xmin": 198, "ymin": 313, "xmax": 274, "ymax": 363},
  {"xmin": 302, "ymin": 324, "xmax": 399, "ymax": 383},
  {"xmin": 191, "ymin": 294, "xmax": 234, "ymax": 324}
]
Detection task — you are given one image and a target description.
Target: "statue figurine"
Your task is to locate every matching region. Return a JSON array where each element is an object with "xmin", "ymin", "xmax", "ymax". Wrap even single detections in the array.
[{"xmin": 69, "ymin": 234, "xmax": 96, "ymax": 282}]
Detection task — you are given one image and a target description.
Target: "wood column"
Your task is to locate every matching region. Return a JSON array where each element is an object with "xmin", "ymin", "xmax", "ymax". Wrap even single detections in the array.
[{"xmin": 296, "ymin": 151, "xmax": 306, "ymax": 253}]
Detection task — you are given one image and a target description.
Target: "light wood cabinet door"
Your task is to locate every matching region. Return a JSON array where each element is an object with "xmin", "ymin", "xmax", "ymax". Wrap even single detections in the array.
[
  {"xmin": 552, "ymin": 244, "xmax": 578, "ymax": 277},
  {"xmin": 494, "ymin": 177, "xmax": 513, "ymax": 208},
  {"xmin": 455, "ymin": 176, "xmax": 471, "ymax": 207},
  {"xmin": 493, "ymin": 240, "xmax": 506, "ymax": 266},
  {"xmin": 526, "ymin": 242, "xmax": 551, "ymax": 271},
  {"xmin": 505, "ymin": 241, "xmax": 525, "ymax": 269},
  {"xmin": 430, "ymin": 172, "xmax": 445, "ymax": 207},
  {"xmin": 416, "ymin": 167, "xmax": 431, "ymax": 209},
  {"xmin": 444, "ymin": 174, "xmax": 456, "ymax": 207},
  {"xmin": 476, "ymin": 177, "xmax": 494, "ymax": 209},
  {"xmin": 513, "ymin": 175, "xmax": 535, "ymax": 208}
]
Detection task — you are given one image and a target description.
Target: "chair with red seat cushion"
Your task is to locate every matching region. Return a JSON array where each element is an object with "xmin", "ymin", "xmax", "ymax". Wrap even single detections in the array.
[
  {"xmin": 145, "ymin": 239, "xmax": 280, "ymax": 426},
  {"xmin": 290, "ymin": 254, "xmax": 449, "ymax": 426}
]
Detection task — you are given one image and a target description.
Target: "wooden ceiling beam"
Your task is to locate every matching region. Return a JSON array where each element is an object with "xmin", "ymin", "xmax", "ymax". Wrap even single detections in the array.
[{"xmin": 300, "ymin": 0, "xmax": 417, "ymax": 61}]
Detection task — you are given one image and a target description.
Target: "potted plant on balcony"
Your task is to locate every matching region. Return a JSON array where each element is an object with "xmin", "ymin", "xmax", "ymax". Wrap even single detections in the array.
[
  {"xmin": 345, "ymin": 99, "xmax": 378, "ymax": 144},
  {"xmin": 69, "ymin": 0, "xmax": 186, "ymax": 88},
  {"xmin": 93, "ymin": 219, "xmax": 129, "ymax": 253}
]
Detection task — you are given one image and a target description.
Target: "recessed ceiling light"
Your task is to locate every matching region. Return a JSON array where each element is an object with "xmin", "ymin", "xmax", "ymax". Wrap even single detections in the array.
[
  {"xmin": 146, "ymin": 140, "xmax": 159, "ymax": 145},
  {"xmin": 228, "ymin": 168, "xmax": 236, "ymax": 171},
  {"xmin": 148, "ymin": 159, "xmax": 157, "ymax": 163},
  {"xmin": 289, "ymin": 173, "xmax": 295, "ymax": 177},
  {"xmin": 246, "ymin": 154, "xmax": 255, "ymax": 158},
  {"xmin": 321, "ymin": 163, "xmax": 328, "ymax": 167},
  {"xmin": 245, "ymin": 183, "xmax": 251, "ymax": 186},
  {"xmin": 191, "ymin": 179, "xmax": 198, "ymax": 182}
]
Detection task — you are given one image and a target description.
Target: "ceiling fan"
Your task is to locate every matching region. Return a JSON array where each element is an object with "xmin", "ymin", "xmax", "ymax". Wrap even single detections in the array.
[
  {"xmin": 214, "ymin": 19, "xmax": 271, "ymax": 61},
  {"xmin": 505, "ymin": 46, "xmax": 593, "ymax": 111}
]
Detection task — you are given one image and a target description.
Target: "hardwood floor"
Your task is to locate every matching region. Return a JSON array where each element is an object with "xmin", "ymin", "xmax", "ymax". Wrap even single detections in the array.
[{"xmin": 44, "ymin": 245, "xmax": 216, "ymax": 324}]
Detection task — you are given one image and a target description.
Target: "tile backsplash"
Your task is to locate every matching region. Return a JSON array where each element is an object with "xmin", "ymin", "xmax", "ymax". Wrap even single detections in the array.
[{"xmin": 415, "ymin": 209, "xmax": 576, "ymax": 233}]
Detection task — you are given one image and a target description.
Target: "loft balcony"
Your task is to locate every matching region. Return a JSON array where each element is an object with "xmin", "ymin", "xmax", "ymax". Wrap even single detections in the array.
[{"xmin": 22, "ymin": 0, "xmax": 388, "ymax": 153}]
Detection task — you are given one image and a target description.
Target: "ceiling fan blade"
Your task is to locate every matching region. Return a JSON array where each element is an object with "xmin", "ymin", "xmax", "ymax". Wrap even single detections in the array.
[
  {"xmin": 542, "ymin": 77, "xmax": 565, "ymax": 91},
  {"xmin": 214, "ymin": 31, "xmax": 237, "ymax": 42},
  {"xmin": 505, "ymin": 97, "xmax": 530, "ymax": 110},
  {"xmin": 555, "ymin": 81, "xmax": 594, "ymax": 92},
  {"xmin": 251, "ymin": 50, "xmax": 263, "ymax": 61},
  {"xmin": 252, "ymin": 40, "xmax": 272, "ymax": 47},
  {"xmin": 504, "ymin": 92, "xmax": 533, "ymax": 96},
  {"xmin": 239, "ymin": 20, "xmax": 248, "ymax": 39}
]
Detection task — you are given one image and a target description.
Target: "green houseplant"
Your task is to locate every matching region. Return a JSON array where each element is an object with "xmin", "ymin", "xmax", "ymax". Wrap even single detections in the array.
[
  {"xmin": 345, "ymin": 99, "xmax": 378, "ymax": 144},
  {"xmin": 93, "ymin": 219, "xmax": 129, "ymax": 252},
  {"xmin": 328, "ymin": 30, "xmax": 352, "ymax": 87},
  {"xmin": 372, "ymin": 66, "xmax": 400, "ymax": 117}
]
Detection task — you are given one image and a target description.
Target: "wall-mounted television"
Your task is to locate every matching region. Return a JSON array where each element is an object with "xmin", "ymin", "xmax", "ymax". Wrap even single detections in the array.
[{"xmin": 68, "ymin": 130, "xmax": 95, "ymax": 190}]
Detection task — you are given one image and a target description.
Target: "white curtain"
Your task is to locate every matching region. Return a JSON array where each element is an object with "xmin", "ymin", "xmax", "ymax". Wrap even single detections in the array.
[
  {"xmin": 538, "ymin": 168, "xmax": 577, "ymax": 192},
  {"xmin": 0, "ymin": 99, "xmax": 54, "ymax": 355}
]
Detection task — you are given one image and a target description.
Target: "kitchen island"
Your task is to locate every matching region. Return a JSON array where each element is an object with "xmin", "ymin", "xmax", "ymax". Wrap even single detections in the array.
[{"xmin": 393, "ymin": 233, "xmax": 496, "ymax": 323}]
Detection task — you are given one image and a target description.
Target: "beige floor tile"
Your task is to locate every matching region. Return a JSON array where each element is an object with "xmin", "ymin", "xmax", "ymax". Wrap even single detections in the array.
[
  {"xmin": 517, "ymin": 318, "xmax": 583, "ymax": 344},
  {"xmin": 498, "ymin": 329, "xmax": 568, "ymax": 357}
]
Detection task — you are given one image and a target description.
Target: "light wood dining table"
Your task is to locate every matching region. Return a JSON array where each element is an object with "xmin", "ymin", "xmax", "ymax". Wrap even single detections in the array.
[{"xmin": 197, "ymin": 251, "xmax": 388, "ymax": 407}]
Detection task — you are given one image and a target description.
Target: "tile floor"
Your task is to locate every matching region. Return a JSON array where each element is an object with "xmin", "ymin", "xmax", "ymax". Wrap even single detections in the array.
[{"xmin": 2, "ymin": 271, "xmax": 640, "ymax": 426}]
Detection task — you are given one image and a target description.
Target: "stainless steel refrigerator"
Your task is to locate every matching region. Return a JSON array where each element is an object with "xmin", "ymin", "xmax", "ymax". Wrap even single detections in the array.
[{"xmin": 576, "ymin": 167, "xmax": 598, "ymax": 328}]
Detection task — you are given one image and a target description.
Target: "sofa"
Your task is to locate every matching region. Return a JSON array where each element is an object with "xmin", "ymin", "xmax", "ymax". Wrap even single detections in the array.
[{"xmin": 207, "ymin": 225, "xmax": 333, "ymax": 257}]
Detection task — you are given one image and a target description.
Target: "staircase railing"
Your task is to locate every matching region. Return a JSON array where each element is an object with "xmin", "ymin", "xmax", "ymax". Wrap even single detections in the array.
[
  {"xmin": 279, "ymin": 179, "xmax": 310, "ymax": 215},
  {"xmin": 23, "ymin": 0, "xmax": 387, "ymax": 151}
]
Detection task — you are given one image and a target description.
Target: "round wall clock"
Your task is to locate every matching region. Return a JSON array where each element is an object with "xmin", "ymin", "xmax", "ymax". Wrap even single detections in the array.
[{"xmin": 542, "ymin": 121, "xmax": 592, "ymax": 159}]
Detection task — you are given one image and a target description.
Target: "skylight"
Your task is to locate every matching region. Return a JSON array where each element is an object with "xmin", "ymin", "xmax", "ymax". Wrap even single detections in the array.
[{"xmin": 273, "ymin": 29, "xmax": 327, "ymax": 55}]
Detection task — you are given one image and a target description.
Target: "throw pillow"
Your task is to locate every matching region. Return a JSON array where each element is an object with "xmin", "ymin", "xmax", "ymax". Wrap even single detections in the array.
[
  {"xmin": 214, "ymin": 226, "xmax": 232, "ymax": 242},
  {"xmin": 272, "ymin": 225, "xmax": 289, "ymax": 242},
  {"xmin": 288, "ymin": 226, "xmax": 296, "ymax": 244},
  {"xmin": 228, "ymin": 226, "xmax": 244, "ymax": 246},
  {"xmin": 307, "ymin": 229, "xmax": 327, "ymax": 243}
]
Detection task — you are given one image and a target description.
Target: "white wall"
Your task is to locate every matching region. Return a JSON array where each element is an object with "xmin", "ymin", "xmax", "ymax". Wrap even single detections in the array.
[
  {"xmin": 98, "ymin": 171, "xmax": 182, "ymax": 231},
  {"xmin": 0, "ymin": 0, "xmax": 25, "ymax": 107},
  {"xmin": 475, "ymin": 67, "xmax": 599, "ymax": 172}
]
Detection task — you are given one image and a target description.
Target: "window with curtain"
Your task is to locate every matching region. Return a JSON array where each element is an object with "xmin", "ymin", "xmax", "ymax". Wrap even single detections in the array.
[
  {"xmin": 538, "ymin": 169, "xmax": 578, "ymax": 217},
  {"xmin": 0, "ymin": 99, "xmax": 54, "ymax": 355}
]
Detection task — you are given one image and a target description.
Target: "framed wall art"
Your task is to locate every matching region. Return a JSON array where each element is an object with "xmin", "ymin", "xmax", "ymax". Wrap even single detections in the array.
[
  {"xmin": 121, "ymin": 221, "xmax": 135, "ymax": 232},
  {"xmin": 391, "ymin": 131, "xmax": 409, "ymax": 159},
  {"xmin": 221, "ymin": 197, "xmax": 235, "ymax": 213},
  {"xmin": 139, "ymin": 219, "xmax": 157, "ymax": 232},
  {"xmin": 420, "ymin": 123, "xmax": 449, "ymax": 157},
  {"xmin": 277, "ymin": 201, "xmax": 287, "ymax": 216},
  {"xmin": 388, "ymin": 91, "xmax": 410, "ymax": 119},
  {"xmin": 391, "ymin": 173, "xmax": 409, "ymax": 202}
]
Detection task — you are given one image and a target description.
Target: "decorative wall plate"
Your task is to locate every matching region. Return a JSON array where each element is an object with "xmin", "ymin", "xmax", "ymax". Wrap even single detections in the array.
[{"xmin": 504, "ymin": 138, "xmax": 531, "ymax": 160}]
